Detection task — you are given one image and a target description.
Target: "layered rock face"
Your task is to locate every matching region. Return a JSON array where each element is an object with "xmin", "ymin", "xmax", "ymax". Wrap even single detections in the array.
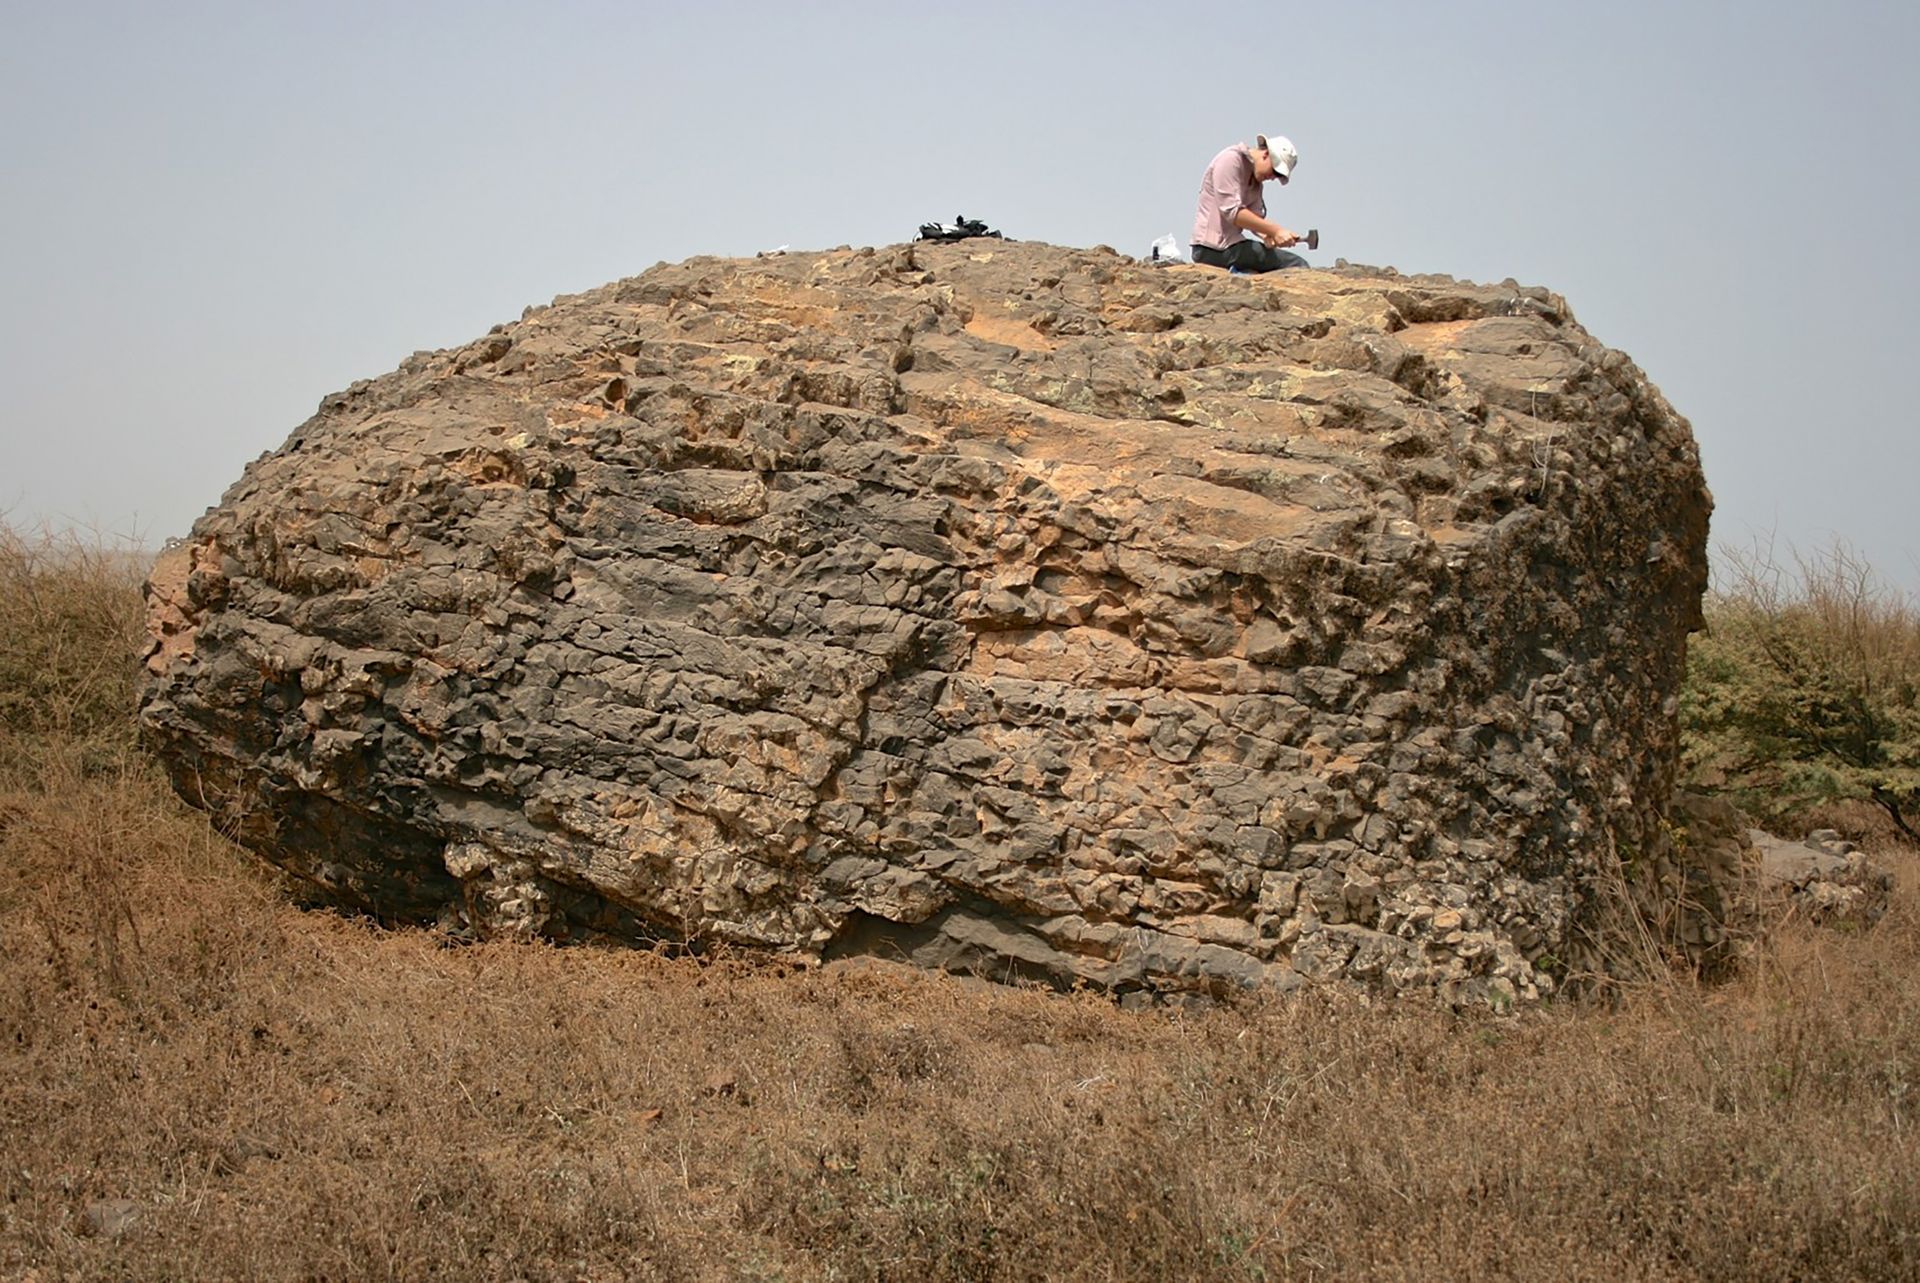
[{"xmin": 141, "ymin": 241, "xmax": 1709, "ymax": 1004}]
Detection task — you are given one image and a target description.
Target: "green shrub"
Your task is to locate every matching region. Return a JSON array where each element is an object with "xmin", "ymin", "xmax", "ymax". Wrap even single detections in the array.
[{"xmin": 1681, "ymin": 543, "xmax": 1920, "ymax": 841}]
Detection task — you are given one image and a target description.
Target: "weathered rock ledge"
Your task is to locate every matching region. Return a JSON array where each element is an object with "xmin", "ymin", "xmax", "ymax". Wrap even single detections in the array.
[{"xmin": 140, "ymin": 240, "xmax": 1711, "ymax": 1005}]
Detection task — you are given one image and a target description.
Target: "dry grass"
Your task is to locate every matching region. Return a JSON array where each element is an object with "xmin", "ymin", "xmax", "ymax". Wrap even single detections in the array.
[
  {"xmin": 0, "ymin": 527, "xmax": 148, "ymax": 779},
  {"xmin": 3, "ymin": 531, "xmax": 1918, "ymax": 1282}
]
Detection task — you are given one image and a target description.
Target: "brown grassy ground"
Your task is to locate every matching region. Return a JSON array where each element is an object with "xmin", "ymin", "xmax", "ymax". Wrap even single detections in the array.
[{"xmin": 2, "ymin": 530, "xmax": 1917, "ymax": 1282}]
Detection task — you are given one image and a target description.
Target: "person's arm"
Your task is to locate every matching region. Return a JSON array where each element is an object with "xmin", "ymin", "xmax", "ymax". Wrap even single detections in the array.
[{"xmin": 1233, "ymin": 207, "xmax": 1299, "ymax": 247}]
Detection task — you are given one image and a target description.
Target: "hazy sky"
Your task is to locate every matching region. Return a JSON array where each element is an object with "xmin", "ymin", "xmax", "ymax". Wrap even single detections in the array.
[{"xmin": 4, "ymin": 1, "xmax": 1915, "ymax": 591}]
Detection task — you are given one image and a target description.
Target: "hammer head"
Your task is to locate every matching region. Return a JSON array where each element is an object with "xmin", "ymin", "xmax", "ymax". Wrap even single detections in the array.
[{"xmin": 1304, "ymin": 228, "xmax": 1319, "ymax": 252}]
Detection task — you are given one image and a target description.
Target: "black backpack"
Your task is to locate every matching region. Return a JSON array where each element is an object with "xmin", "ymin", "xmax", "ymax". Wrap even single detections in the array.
[{"xmin": 915, "ymin": 214, "xmax": 1005, "ymax": 243}]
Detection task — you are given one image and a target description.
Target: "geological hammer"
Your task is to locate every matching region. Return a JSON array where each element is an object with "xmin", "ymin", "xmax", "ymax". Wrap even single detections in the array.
[{"xmin": 1293, "ymin": 228, "xmax": 1320, "ymax": 252}]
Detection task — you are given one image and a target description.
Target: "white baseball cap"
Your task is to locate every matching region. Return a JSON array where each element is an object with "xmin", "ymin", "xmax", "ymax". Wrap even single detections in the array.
[{"xmin": 1258, "ymin": 134, "xmax": 1298, "ymax": 183}]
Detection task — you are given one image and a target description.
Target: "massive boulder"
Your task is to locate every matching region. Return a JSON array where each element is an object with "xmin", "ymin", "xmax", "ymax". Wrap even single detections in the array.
[{"xmin": 140, "ymin": 241, "xmax": 1710, "ymax": 1004}]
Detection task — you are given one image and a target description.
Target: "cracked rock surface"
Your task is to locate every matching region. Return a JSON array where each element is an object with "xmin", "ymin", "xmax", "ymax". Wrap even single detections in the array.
[{"xmin": 139, "ymin": 241, "xmax": 1710, "ymax": 1004}]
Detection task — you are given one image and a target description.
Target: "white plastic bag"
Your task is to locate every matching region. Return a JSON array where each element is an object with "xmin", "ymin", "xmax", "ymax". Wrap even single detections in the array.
[{"xmin": 1148, "ymin": 233, "xmax": 1187, "ymax": 265}]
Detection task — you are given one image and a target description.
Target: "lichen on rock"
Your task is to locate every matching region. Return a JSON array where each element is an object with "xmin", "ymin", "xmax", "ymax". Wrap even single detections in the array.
[{"xmin": 139, "ymin": 241, "xmax": 1713, "ymax": 1004}]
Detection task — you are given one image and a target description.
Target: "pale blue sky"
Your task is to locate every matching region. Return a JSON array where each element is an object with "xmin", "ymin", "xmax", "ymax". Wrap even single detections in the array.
[{"xmin": 3, "ymin": 1, "xmax": 1915, "ymax": 590}]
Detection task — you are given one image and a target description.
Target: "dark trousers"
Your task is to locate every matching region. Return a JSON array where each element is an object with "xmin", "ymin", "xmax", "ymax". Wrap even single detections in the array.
[{"xmin": 1191, "ymin": 240, "xmax": 1307, "ymax": 273}]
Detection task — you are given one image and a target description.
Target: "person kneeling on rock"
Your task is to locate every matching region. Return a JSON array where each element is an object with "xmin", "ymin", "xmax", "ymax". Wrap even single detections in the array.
[{"xmin": 1190, "ymin": 133, "xmax": 1305, "ymax": 273}]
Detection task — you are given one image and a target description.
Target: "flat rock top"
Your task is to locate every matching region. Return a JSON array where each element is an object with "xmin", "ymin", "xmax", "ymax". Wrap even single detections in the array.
[{"xmin": 224, "ymin": 240, "xmax": 1656, "ymax": 577}]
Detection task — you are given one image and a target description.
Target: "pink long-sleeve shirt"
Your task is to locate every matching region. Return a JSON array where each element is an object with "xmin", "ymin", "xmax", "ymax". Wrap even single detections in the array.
[{"xmin": 1191, "ymin": 143, "xmax": 1263, "ymax": 251}]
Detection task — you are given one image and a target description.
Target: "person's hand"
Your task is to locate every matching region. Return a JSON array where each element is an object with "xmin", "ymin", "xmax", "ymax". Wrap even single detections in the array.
[
  {"xmin": 1273, "ymin": 227, "xmax": 1300, "ymax": 248},
  {"xmin": 1259, "ymin": 230, "xmax": 1281, "ymax": 248}
]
